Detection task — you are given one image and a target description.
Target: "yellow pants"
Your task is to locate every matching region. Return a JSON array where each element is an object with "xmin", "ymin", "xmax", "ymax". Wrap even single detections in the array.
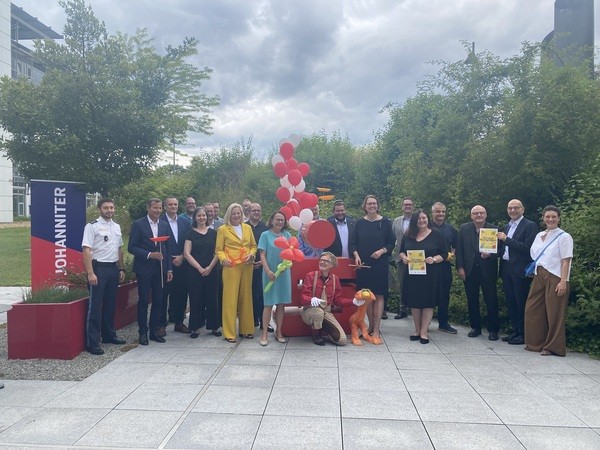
[{"xmin": 221, "ymin": 263, "xmax": 255, "ymax": 340}]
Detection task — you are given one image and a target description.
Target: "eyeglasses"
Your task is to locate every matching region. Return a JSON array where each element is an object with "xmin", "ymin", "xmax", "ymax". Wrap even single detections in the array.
[
  {"xmin": 471, "ymin": 211, "xmax": 486, "ymax": 216},
  {"xmin": 319, "ymin": 259, "xmax": 332, "ymax": 264},
  {"xmin": 250, "ymin": 209, "xmax": 261, "ymax": 212}
]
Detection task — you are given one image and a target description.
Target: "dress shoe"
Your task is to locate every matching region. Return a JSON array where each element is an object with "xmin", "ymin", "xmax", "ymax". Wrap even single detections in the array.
[
  {"xmin": 467, "ymin": 329, "xmax": 481, "ymax": 338},
  {"xmin": 190, "ymin": 332, "xmax": 199, "ymax": 339},
  {"xmin": 381, "ymin": 311, "xmax": 388, "ymax": 320},
  {"xmin": 502, "ymin": 333, "xmax": 518, "ymax": 342},
  {"xmin": 102, "ymin": 337, "xmax": 126, "ymax": 345},
  {"xmin": 260, "ymin": 324, "xmax": 275, "ymax": 332},
  {"xmin": 149, "ymin": 333, "xmax": 166, "ymax": 343},
  {"xmin": 438, "ymin": 324, "xmax": 458, "ymax": 334},
  {"xmin": 211, "ymin": 329, "xmax": 222, "ymax": 337},
  {"xmin": 174, "ymin": 323, "xmax": 190, "ymax": 334},
  {"xmin": 409, "ymin": 335, "xmax": 420, "ymax": 341},
  {"xmin": 488, "ymin": 332, "xmax": 499, "ymax": 341},
  {"xmin": 419, "ymin": 337, "xmax": 429, "ymax": 344},
  {"xmin": 394, "ymin": 311, "xmax": 408, "ymax": 320},
  {"xmin": 87, "ymin": 346, "xmax": 104, "ymax": 355},
  {"xmin": 508, "ymin": 335, "xmax": 524, "ymax": 345},
  {"xmin": 156, "ymin": 327, "xmax": 166, "ymax": 337},
  {"xmin": 139, "ymin": 333, "xmax": 149, "ymax": 346}
]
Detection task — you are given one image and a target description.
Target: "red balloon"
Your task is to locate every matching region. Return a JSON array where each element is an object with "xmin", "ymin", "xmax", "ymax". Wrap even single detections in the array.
[
  {"xmin": 292, "ymin": 249, "xmax": 305, "ymax": 262},
  {"xmin": 274, "ymin": 162, "xmax": 287, "ymax": 178},
  {"xmin": 279, "ymin": 206, "xmax": 293, "ymax": 220},
  {"xmin": 279, "ymin": 142, "xmax": 295, "ymax": 160},
  {"xmin": 274, "ymin": 236, "xmax": 289, "ymax": 249},
  {"xmin": 308, "ymin": 193, "xmax": 319, "ymax": 208},
  {"xmin": 280, "ymin": 248, "xmax": 294, "ymax": 260},
  {"xmin": 298, "ymin": 192, "xmax": 311, "ymax": 209},
  {"xmin": 298, "ymin": 162, "xmax": 310, "ymax": 177},
  {"xmin": 288, "ymin": 169, "xmax": 302, "ymax": 186},
  {"xmin": 286, "ymin": 200, "xmax": 300, "ymax": 216},
  {"xmin": 275, "ymin": 186, "xmax": 291, "ymax": 203},
  {"xmin": 286, "ymin": 158, "xmax": 298, "ymax": 171},
  {"xmin": 289, "ymin": 236, "xmax": 299, "ymax": 248}
]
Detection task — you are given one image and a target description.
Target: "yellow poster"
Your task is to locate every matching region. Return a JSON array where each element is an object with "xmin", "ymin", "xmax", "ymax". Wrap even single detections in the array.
[
  {"xmin": 407, "ymin": 250, "xmax": 426, "ymax": 275},
  {"xmin": 479, "ymin": 228, "xmax": 498, "ymax": 253}
]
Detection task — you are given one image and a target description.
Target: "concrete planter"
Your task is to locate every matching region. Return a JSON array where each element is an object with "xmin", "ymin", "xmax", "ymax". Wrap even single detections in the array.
[{"xmin": 7, "ymin": 281, "xmax": 138, "ymax": 360}]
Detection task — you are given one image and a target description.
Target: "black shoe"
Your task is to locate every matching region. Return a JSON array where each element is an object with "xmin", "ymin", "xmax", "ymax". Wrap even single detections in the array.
[
  {"xmin": 139, "ymin": 333, "xmax": 149, "ymax": 346},
  {"xmin": 488, "ymin": 332, "xmax": 499, "ymax": 341},
  {"xmin": 409, "ymin": 335, "xmax": 420, "ymax": 341},
  {"xmin": 149, "ymin": 333, "xmax": 166, "ymax": 343},
  {"xmin": 508, "ymin": 335, "xmax": 524, "ymax": 345},
  {"xmin": 438, "ymin": 324, "xmax": 458, "ymax": 334},
  {"xmin": 267, "ymin": 326, "xmax": 274, "ymax": 333},
  {"xmin": 502, "ymin": 333, "xmax": 518, "ymax": 342},
  {"xmin": 395, "ymin": 311, "xmax": 408, "ymax": 320},
  {"xmin": 87, "ymin": 346, "xmax": 104, "ymax": 355},
  {"xmin": 102, "ymin": 337, "xmax": 126, "ymax": 345},
  {"xmin": 467, "ymin": 329, "xmax": 481, "ymax": 338},
  {"xmin": 212, "ymin": 329, "xmax": 222, "ymax": 337},
  {"xmin": 419, "ymin": 337, "xmax": 429, "ymax": 344},
  {"xmin": 190, "ymin": 332, "xmax": 199, "ymax": 339},
  {"xmin": 381, "ymin": 312, "xmax": 388, "ymax": 320}
]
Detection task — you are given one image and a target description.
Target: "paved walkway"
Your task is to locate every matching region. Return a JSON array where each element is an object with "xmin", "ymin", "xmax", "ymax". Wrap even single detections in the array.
[{"xmin": 0, "ymin": 315, "xmax": 599, "ymax": 449}]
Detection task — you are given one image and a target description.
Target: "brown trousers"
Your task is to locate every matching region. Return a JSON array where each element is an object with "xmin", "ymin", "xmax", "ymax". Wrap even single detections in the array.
[
  {"xmin": 524, "ymin": 266, "xmax": 568, "ymax": 356},
  {"xmin": 301, "ymin": 307, "xmax": 347, "ymax": 346}
]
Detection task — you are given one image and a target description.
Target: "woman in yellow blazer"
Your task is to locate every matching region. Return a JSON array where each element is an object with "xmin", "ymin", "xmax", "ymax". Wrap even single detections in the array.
[{"xmin": 216, "ymin": 203, "xmax": 257, "ymax": 342}]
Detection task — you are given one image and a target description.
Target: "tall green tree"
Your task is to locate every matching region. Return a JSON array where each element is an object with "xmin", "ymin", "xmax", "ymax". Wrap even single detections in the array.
[{"xmin": 0, "ymin": 0, "xmax": 218, "ymax": 195}]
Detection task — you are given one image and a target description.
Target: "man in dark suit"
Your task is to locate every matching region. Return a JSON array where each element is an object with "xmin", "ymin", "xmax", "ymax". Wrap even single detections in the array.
[
  {"xmin": 128, "ymin": 198, "xmax": 173, "ymax": 345},
  {"xmin": 455, "ymin": 205, "xmax": 501, "ymax": 341},
  {"xmin": 160, "ymin": 197, "xmax": 191, "ymax": 335},
  {"xmin": 498, "ymin": 199, "xmax": 537, "ymax": 345},
  {"xmin": 324, "ymin": 200, "xmax": 355, "ymax": 258}
]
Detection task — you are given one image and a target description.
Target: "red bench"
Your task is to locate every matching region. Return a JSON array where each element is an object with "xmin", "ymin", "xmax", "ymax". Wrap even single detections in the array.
[{"xmin": 280, "ymin": 257, "xmax": 357, "ymax": 336}]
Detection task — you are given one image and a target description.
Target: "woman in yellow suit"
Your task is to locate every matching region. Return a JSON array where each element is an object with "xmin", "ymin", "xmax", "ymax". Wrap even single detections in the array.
[{"xmin": 216, "ymin": 203, "xmax": 257, "ymax": 342}]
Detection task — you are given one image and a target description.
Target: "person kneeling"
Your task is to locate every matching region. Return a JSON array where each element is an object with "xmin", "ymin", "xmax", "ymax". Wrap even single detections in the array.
[{"xmin": 300, "ymin": 252, "xmax": 352, "ymax": 346}]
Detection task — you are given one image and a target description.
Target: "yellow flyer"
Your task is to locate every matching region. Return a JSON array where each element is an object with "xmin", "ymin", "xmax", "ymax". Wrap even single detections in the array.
[
  {"xmin": 407, "ymin": 250, "xmax": 426, "ymax": 275},
  {"xmin": 479, "ymin": 228, "xmax": 498, "ymax": 253}
]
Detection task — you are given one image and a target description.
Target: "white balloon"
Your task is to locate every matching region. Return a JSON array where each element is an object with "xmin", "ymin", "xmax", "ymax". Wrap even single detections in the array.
[
  {"xmin": 293, "ymin": 179, "xmax": 306, "ymax": 193},
  {"xmin": 271, "ymin": 154, "xmax": 285, "ymax": 167},
  {"xmin": 279, "ymin": 138, "xmax": 292, "ymax": 147},
  {"xmin": 287, "ymin": 186, "xmax": 295, "ymax": 199},
  {"xmin": 289, "ymin": 216, "xmax": 302, "ymax": 231},
  {"xmin": 288, "ymin": 133, "xmax": 301, "ymax": 147},
  {"xmin": 299, "ymin": 208, "xmax": 314, "ymax": 224},
  {"xmin": 279, "ymin": 175, "xmax": 291, "ymax": 188}
]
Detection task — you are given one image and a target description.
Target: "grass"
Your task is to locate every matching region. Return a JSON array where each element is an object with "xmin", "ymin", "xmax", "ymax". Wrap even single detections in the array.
[{"xmin": 0, "ymin": 226, "xmax": 31, "ymax": 286}]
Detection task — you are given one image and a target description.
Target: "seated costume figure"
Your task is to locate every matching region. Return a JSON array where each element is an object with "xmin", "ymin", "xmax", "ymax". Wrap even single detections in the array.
[{"xmin": 300, "ymin": 252, "xmax": 353, "ymax": 345}]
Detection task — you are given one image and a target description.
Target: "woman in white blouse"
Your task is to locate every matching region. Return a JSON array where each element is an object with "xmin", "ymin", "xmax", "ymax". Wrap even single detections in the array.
[{"xmin": 524, "ymin": 205, "xmax": 573, "ymax": 356}]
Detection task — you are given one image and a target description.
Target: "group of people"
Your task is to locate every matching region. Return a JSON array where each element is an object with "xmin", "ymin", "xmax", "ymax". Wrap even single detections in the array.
[{"xmin": 82, "ymin": 194, "xmax": 573, "ymax": 357}]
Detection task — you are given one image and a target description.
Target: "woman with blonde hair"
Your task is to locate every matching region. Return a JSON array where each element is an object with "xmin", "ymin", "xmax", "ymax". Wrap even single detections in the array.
[{"xmin": 215, "ymin": 203, "xmax": 257, "ymax": 343}]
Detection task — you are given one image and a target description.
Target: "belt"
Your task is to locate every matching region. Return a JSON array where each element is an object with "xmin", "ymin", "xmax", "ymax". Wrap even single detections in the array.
[{"xmin": 92, "ymin": 260, "xmax": 118, "ymax": 266}]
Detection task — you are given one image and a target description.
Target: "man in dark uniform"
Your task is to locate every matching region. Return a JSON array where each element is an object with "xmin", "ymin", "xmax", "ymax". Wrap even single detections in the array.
[
  {"xmin": 82, "ymin": 198, "xmax": 126, "ymax": 355},
  {"xmin": 247, "ymin": 203, "xmax": 269, "ymax": 328},
  {"xmin": 429, "ymin": 202, "xmax": 459, "ymax": 334}
]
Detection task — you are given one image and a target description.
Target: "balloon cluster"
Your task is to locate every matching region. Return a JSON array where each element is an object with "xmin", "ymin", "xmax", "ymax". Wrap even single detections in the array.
[
  {"xmin": 263, "ymin": 236, "xmax": 305, "ymax": 293},
  {"xmin": 271, "ymin": 134, "xmax": 319, "ymax": 231}
]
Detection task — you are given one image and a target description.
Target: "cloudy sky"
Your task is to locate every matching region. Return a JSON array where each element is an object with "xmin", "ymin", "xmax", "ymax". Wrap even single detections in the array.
[{"xmin": 14, "ymin": 0, "xmax": 600, "ymax": 161}]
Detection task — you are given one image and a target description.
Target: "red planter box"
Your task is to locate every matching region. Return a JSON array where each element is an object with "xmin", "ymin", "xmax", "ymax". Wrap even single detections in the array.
[{"xmin": 7, "ymin": 282, "xmax": 139, "ymax": 360}]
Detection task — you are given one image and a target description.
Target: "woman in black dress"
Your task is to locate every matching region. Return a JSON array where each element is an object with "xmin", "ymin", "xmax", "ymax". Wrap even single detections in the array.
[
  {"xmin": 399, "ymin": 209, "xmax": 448, "ymax": 344},
  {"xmin": 349, "ymin": 195, "xmax": 395, "ymax": 343},
  {"xmin": 183, "ymin": 207, "xmax": 221, "ymax": 338}
]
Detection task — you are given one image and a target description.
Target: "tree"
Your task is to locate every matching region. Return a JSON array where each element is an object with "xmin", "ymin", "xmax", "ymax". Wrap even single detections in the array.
[{"xmin": 0, "ymin": 0, "xmax": 218, "ymax": 195}]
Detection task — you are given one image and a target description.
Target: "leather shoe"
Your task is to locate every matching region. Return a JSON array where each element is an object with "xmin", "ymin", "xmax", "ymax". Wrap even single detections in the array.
[
  {"xmin": 381, "ymin": 311, "xmax": 388, "ymax": 320},
  {"xmin": 502, "ymin": 333, "xmax": 518, "ymax": 342},
  {"xmin": 438, "ymin": 324, "xmax": 458, "ymax": 334},
  {"xmin": 467, "ymin": 329, "xmax": 481, "ymax": 338},
  {"xmin": 149, "ymin": 333, "xmax": 166, "ymax": 343},
  {"xmin": 139, "ymin": 333, "xmax": 149, "ymax": 346},
  {"xmin": 211, "ymin": 329, "xmax": 222, "ymax": 337},
  {"xmin": 488, "ymin": 332, "xmax": 499, "ymax": 341},
  {"xmin": 102, "ymin": 337, "xmax": 126, "ymax": 345},
  {"xmin": 508, "ymin": 335, "xmax": 524, "ymax": 345},
  {"xmin": 156, "ymin": 327, "xmax": 166, "ymax": 337},
  {"xmin": 174, "ymin": 323, "xmax": 190, "ymax": 334},
  {"xmin": 87, "ymin": 346, "xmax": 104, "ymax": 355},
  {"xmin": 394, "ymin": 311, "xmax": 408, "ymax": 320}
]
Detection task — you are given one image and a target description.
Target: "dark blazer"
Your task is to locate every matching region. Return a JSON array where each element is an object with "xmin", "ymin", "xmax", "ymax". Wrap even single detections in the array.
[
  {"xmin": 455, "ymin": 221, "xmax": 500, "ymax": 282},
  {"xmin": 324, "ymin": 216, "xmax": 356, "ymax": 257},
  {"xmin": 128, "ymin": 216, "xmax": 173, "ymax": 275},
  {"xmin": 160, "ymin": 213, "xmax": 191, "ymax": 256},
  {"xmin": 499, "ymin": 217, "xmax": 537, "ymax": 278}
]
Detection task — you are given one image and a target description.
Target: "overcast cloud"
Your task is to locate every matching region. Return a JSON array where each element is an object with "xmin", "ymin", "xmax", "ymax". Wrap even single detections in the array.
[{"xmin": 14, "ymin": 0, "xmax": 600, "ymax": 160}]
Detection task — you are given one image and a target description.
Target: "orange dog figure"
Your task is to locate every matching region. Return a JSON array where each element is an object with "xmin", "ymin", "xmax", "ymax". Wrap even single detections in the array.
[{"xmin": 350, "ymin": 289, "xmax": 382, "ymax": 345}]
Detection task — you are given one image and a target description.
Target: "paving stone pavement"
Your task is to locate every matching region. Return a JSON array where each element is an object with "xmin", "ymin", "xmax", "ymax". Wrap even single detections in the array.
[{"xmin": 1, "ymin": 317, "xmax": 599, "ymax": 449}]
